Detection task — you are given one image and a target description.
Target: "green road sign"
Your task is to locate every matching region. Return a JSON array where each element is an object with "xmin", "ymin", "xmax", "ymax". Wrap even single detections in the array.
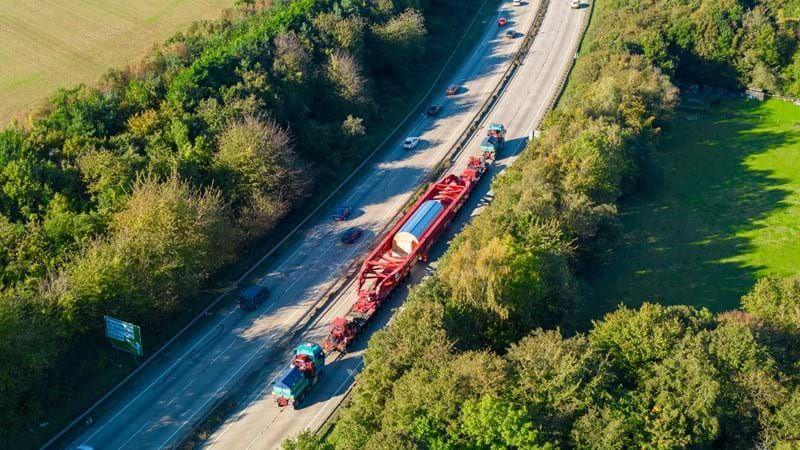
[{"xmin": 104, "ymin": 316, "xmax": 143, "ymax": 357}]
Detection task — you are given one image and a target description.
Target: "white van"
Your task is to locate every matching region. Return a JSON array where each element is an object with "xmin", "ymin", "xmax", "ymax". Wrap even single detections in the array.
[{"xmin": 571, "ymin": 0, "xmax": 581, "ymax": 8}]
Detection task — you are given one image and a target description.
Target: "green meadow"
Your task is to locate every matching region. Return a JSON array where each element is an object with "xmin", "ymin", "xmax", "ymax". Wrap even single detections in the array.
[{"xmin": 585, "ymin": 96, "xmax": 800, "ymax": 321}]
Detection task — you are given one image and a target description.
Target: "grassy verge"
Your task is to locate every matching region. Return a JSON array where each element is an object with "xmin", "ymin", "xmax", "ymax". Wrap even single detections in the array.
[
  {"xmin": 582, "ymin": 95, "xmax": 800, "ymax": 325},
  {"xmin": 34, "ymin": 0, "xmax": 498, "ymax": 447}
]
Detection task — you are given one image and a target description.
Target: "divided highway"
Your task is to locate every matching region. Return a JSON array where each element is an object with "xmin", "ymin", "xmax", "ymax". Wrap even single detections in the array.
[
  {"xmin": 62, "ymin": 1, "xmax": 551, "ymax": 449},
  {"xmin": 199, "ymin": 0, "xmax": 590, "ymax": 448}
]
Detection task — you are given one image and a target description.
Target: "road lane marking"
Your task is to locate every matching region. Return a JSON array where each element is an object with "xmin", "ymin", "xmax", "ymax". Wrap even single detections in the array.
[
  {"xmin": 532, "ymin": 5, "xmax": 585, "ymax": 125},
  {"xmin": 155, "ymin": 306, "xmax": 304, "ymax": 450},
  {"xmin": 208, "ymin": 339, "xmax": 238, "ymax": 366},
  {"xmin": 165, "ymin": 380, "xmax": 195, "ymax": 409},
  {"xmin": 117, "ymin": 420, "xmax": 150, "ymax": 450},
  {"xmin": 79, "ymin": 309, "xmax": 239, "ymax": 446},
  {"xmin": 79, "ymin": 300, "xmax": 280, "ymax": 447},
  {"xmin": 307, "ymin": 360, "xmax": 365, "ymax": 432},
  {"xmin": 260, "ymin": 243, "xmax": 305, "ymax": 280}
]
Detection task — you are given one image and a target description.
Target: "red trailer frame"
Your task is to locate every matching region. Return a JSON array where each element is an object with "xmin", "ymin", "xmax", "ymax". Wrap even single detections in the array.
[
  {"xmin": 355, "ymin": 157, "xmax": 486, "ymax": 313},
  {"xmin": 322, "ymin": 157, "xmax": 487, "ymax": 353}
]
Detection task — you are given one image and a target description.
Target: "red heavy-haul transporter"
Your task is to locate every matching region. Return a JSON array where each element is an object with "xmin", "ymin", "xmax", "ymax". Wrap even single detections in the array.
[{"xmin": 322, "ymin": 156, "xmax": 487, "ymax": 353}]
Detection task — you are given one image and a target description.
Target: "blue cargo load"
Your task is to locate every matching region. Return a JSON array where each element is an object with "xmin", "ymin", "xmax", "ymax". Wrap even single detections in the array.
[
  {"xmin": 273, "ymin": 366, "xmax": 305, "ymax": 398},
  {"xmin": 392, "ymin": 200, "xmax": 444, "ymax": 257},
  {"xmin": 481, "ymin": 136, "xmax": 500, "ymax": 150}
]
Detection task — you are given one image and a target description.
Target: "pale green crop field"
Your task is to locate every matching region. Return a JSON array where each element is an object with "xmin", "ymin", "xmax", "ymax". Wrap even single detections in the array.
[{"xmin": 0, "ymin": 0, "xmax": 234, "ymax": 125}]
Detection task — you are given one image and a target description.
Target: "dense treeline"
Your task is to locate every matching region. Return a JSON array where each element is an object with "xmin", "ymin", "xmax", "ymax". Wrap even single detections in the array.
[
  {"xmin": 288, "ymin": 0, "xmax": 800, "ymax": 448},
  {"xmin": 0, "ymin": 0, "xmax": 471, "ymax": 440},
  {"xmin": 593, "ymin": 0, "xmax": 800, "ymax": 95}
]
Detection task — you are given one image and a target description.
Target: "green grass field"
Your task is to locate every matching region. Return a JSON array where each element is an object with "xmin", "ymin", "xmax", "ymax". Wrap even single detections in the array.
[
  {"xmin": 0, "ymin": 0, "xmax": 234, "ymax": 125},
  {"xmin": 583, "ymin": 96, "xmax": 800, "ymax": 323}
]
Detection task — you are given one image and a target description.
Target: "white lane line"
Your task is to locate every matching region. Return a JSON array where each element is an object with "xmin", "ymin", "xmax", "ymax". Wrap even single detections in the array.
[
  {"xmin": 208, "ymin": 240, "xmax": 369, "ymax": 446},
  {"xmin": 117, "ymin": 420, "xmax": 150, "ymax": 450},
  {"xmin": 155, "ymin": 309, "xmax": 298, "ymax": 450},
  {"xmin": 344, "ymin": 0, "xmax": 531, "ymax": 209},
  {"xmin": 211, "ymin": 363, "xmax": 289, "ymax": 445},
  {"xmin": 208, "ymin": 339, "xmax": 238, "ymax": 366},
  {"xmin": 307, "ymin": 360, "xmax": 365, "ymax": 432},
  {"xmin": 83, "ymin": 300, "xmax": 278, "ymax": 447},
  {"xmin": 505, "ymin": 1, "xmax": 568, "ymax": 129},
  {"xmin": 161, "ymin": 302, "xmax": 309, "ymax": 449},
  {"xmin": 532, "ymin": 6, "xmax": 585, "ymax": 125},
  {"xmin": 260, "ymin": 243, "xmax": 305, "ymax": 281},
  {"xmin": 79, "ymin": 307, "xmax": 240, "ymax": 445},
  {"xmin": 165, "ymin": 380, "xmax": 195, "ymax": 409},
  {"xmin": 276, "ymin": 235, "xmax": 340, "ymax": 300}
]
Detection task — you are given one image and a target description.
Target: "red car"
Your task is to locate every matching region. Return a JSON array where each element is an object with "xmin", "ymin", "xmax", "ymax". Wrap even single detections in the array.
[
  {"xmin": 498, "ymin": 17, "xmax": 507, "ymax": 26},
  {"xmin": 446, "ymin": 84, "xmax": 459, "ymax": 96}
]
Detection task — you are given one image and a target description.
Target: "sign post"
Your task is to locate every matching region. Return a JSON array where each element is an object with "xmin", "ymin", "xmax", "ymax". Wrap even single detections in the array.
[{"xmin": 103, "ymin": 316, "xmax": 143, "ymax": 358}]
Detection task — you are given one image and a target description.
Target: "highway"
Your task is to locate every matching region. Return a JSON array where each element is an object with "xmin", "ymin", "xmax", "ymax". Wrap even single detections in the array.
[
  {"xmin": 62, "ymin": 1, "xmax": 557, "ymax": 449},
  {"xmin": 198, "ymin": 0, "xmax": 590, "ymax": 448}
]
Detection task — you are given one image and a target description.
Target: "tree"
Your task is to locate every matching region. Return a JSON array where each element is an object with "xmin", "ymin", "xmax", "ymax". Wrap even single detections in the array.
[
  {"xmin": 639, "ymin": 349, "xmax": 722, "ymax": 447},
  {"xmin": 57, "ymin": 175, "xmax": 234, "ymax": 331},
  {"xmin": 327, "ymin": 50, "xmax": 369, "ymax": 104},
  {"xmin": 283, "ymin": 430, "xmax": 333, "ymax": 450},
  {"xmin": 370, "ymin": 9, "xmax": 426, "ymax": 72},
  {"xmin": 460, "ymin": 395, "xmax": 553, "ymax": 449},
  {"xmin": 764, "ymin": 389, "xmax": 800, "ymax": 449},
  {"xmin": 588, "ymin": 303, "xmax": 713, "ymax": 377},
  {"xmin": 742, "ymin": 275, "xmax": 800, "ymax": 335},
  {"xmin": 273, "ymin": 32, "xmax": 311, "ymax": 85},
  {"xmin": 341, "ymin": 115, "xmax": 366, "ymax": 136},
  {"xmin": 313, "ymin": 13, "xmax": 366, "ymax": 57},
  {"xmin": 214, "ymin": 115, "xmax": 309, "ymax": 212}
]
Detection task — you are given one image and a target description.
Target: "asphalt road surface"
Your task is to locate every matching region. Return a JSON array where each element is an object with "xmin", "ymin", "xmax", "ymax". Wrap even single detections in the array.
[
  {"xmin": 62, "ymin": 1, "xmax": 564, "ymax": 448},
  {"xmin": 198, "ymin": 0, "xmax": 590, "ymax": 448}
]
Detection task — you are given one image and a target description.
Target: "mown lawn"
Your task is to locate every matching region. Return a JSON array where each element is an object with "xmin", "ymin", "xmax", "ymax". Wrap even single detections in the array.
[
  {"xmin": 0, "ymin": 0, "xmax": 234, "ymax": 124},
  {"xmin": 583, "ymin": 96, "xmax": 800, "ymax": 323}
]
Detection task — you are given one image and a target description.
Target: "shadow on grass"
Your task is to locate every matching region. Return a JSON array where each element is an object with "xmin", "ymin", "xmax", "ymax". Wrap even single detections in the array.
[{"xmin": 581, "ymin": 96, "xmax": 798, "ymax": 327}]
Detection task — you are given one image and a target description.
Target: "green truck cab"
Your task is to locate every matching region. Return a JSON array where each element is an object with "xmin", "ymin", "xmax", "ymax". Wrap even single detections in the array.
[
  {"xmin": 480, "ymin": 136, "xmax": 503, "ymax": 160},
  {"xmin": 481, "ymin": 123, "xmax": 506, "ymax": 160},
  {"xmin": 272, "ymin": 343, "xmax": 325, "ymax": 408}
]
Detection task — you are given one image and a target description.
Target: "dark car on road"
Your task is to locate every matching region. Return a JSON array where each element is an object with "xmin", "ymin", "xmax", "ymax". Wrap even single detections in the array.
[
  {"xmin": 426, "ymin": 104, "xmax": 442, "ymax": 116},
  {"xmin": 341, "ymin": 227, "xmax": 363, "ymax": 244},
  {"xmin": 239, "ymin": 285, "xmax": 269, "ymax": 311},
  {"xmin": 333, "ymin": 206, "xmax": 352, "ymax": 221},
  {"xmin": 505, "ymin": 29, "xmax": 516, "ymax": 39}
]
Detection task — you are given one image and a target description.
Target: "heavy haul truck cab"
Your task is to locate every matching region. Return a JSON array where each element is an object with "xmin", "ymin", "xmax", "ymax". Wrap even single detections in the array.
[
  {"xmin": 272, "ymin": 343, "xmax": 325, "ymax": 408},
  {"xmin": 482, "ymin": 123, "xmax": 506, "ymax": 160}
]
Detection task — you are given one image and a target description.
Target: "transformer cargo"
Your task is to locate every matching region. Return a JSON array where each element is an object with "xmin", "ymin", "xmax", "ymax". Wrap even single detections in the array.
[{"xmin": 322, "ymin": 157, "xmax": 488, "ymax": 354}]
